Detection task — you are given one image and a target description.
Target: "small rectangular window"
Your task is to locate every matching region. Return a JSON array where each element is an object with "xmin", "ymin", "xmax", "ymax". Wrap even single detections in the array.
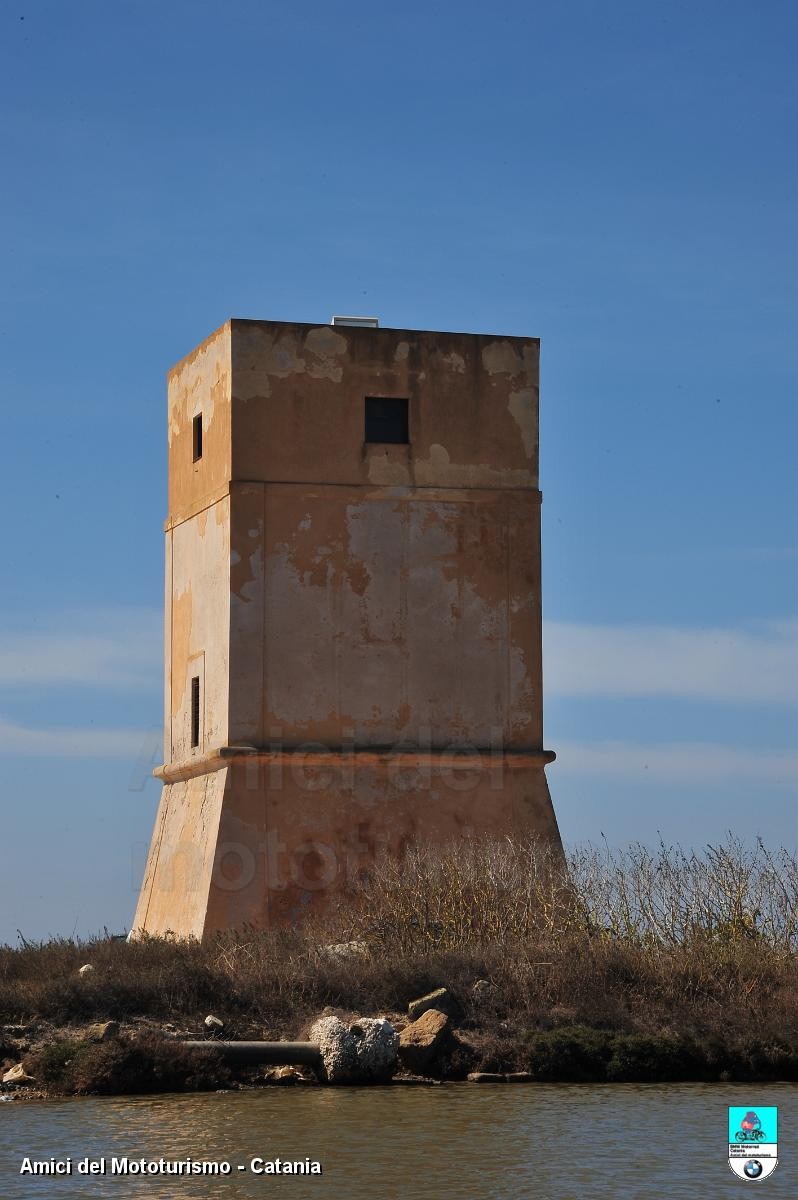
[
  {"xmin": 192, "ymin": 414, "xmax": 203, "ymax": 462},
  {"xmin": 365, "ymin": 397, "xmax": 409, "ymax": 444},
  {"xmin": 190, "ymin": 676, "xmax": 200, "ymax": 748}
]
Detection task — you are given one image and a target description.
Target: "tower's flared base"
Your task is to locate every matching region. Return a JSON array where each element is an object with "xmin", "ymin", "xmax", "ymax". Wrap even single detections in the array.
[{"xmin": 131, "ymin": 748, "xmax": 561, "ymax": 940}]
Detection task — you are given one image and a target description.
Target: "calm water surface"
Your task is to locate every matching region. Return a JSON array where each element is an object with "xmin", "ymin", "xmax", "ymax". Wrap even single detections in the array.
[{"xmin": 1, "ymin": 1083, "xmax": 795, "ymax": 1199}]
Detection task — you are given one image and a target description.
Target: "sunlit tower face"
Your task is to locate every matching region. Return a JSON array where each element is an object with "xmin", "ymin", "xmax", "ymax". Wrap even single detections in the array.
[{"xmin": 132, "ymin": 318, "xmax": 562, "ymax": 939}]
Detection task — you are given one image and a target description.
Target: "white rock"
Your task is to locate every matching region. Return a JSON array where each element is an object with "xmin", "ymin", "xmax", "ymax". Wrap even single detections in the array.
[
  {"xmin": 320, "ymin": 940, "xmax": 370, "ymax": 960},
  {"xmin": 309, "ymin": 1015, "xmax": 398, "ymax": 1084},
  {"xmin": 78, "ymin": 964, "xmax": 94, "ymax": 977},
  {"xmin": 2, "ymin": 1063, "xmax": 32, "ymax": 1085},
  {"xmin": 310, "ymin": 1016, "xmax": 356, "ymax": 1083},
  {"xmin": 204, "ymin": 1015, "xmax": 224, "ymax": 1031},
  {"xmin": 351, "ymin": 1018, "xmax": 400, "ymax": 1082}
]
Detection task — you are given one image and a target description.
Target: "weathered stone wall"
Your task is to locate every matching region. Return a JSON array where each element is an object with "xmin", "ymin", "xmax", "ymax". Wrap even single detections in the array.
[
  {"xmin": 167, "ymin": 323, "xmax": 231, "ymax": 518},
  {"xmin": 134, "ymin": 755, "xmax": 558, "ymax": 938},
  {"xmin": 131, "ymin": 771, "xmax": 227, "ymax": 939},
  {"xmin": 225, "ymin": 482, "xmax": 542, "ymax": 751},
  {"xmin": 230, "ymin": 321, "xmax": 538, "ymax": 489},
  {"xmin": 132, "ymin": 319, "xmax": 561, "ymax": 938},
  {"xmin": 166, "ymin": 499, "xmax": 230, "ymax": 764}
]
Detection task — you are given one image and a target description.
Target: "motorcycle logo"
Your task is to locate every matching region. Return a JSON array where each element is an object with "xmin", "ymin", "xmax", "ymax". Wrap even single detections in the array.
[{"xmin": 729, "ymin": 1107, "xmax": 778, "ymax": 1182}]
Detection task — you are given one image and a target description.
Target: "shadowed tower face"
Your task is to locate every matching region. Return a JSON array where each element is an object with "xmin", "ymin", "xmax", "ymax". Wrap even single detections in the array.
[{"xmin": 132, "ymin": 319, "xmax": 562, "ymax": 939}]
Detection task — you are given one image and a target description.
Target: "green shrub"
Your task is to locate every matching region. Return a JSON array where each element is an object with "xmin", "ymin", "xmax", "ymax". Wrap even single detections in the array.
[
  {"xmin": 525, "ymin": 1027, "xmax": 615, "ymax": 1082},
  {"xmin": 605, "ymin": 1033, "xmax": 702, "ymax": 1082},
  {"xmin": 24, "ymin": 1034, "xmax": 229, "ymax": 1096}
]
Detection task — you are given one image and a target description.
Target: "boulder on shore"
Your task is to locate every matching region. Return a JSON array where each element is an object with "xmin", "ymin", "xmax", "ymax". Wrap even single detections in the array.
[
  {"xmin": 398, "ymin": 1009, "xmax": 452, "ymax": 1074},
  {"xmin": 2, "ymin": 1063, "xmax": 33, "ymax": 1085},
  {"xmin": 407, "ymin": 987, "xmax": 462, "ymax": 1022},
  {"xmin": 309, "ymin": 1015, "xmax": 398, "ymax": 1084}
]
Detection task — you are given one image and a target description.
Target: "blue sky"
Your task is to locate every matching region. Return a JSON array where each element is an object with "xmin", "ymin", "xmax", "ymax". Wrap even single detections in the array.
[{"xmin": 1, "ymin": 0, "xmax": 795, "ymax": 942}]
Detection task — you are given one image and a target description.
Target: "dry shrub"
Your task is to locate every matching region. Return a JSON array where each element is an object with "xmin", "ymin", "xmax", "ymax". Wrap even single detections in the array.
[
  {"xmin": 2, "ymin": 836, "xmax": 797, "ymax": 1059},
  {"xmin": 328, "ymin": 834, "xmax": 798, "ymax": 953}
]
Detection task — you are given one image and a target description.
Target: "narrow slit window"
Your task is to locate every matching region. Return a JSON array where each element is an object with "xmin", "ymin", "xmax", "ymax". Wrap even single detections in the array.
[
  {"xmin": 190, "ymin": 676, "xmax": 200, "ymax": 748},
  {"xmin": 192, "ymin": 414, "xmax": 203, "ymax": 462},
  {"xmin": 365, "ymin": 396, "xmax": 409, "ymax": 444}
]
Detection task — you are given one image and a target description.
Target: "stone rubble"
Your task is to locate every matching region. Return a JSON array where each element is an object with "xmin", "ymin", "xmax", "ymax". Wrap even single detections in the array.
[
  {"xmin": 398, "ymin": 1009, "xmax": 452, "ymax": 1074},
  {"xmin": 407, "ymin": 986, "xmax": 462, "ymax": 1022}
]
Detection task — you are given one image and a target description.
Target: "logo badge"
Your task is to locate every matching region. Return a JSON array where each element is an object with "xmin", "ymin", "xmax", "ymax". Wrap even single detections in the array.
[{"xmin": 729, "ymin": 1107, "xmax": 778, "ymax": 1182}]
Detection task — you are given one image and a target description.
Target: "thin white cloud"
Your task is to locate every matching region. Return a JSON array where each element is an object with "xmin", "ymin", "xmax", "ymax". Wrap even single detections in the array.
[
  {"xmin": 0, "ymin": 717, "xmax": 153, "ymax": 759},
  {"xmin": 0, "ymin": 608, "xmax": 161, "ymax": 689},
  {"xmin": 544, "ymin": 618, "xmax": 798, "ymax": 705},
  {"xmin": 4, "ymin": 609, "xmax": 796, "ymax": 706},
  {"xmin": 554, "ymin": 740, "xmax": 798, "ymax": 786}
]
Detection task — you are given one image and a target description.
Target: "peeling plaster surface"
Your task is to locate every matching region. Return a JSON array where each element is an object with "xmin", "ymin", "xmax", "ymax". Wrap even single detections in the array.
[
  {"xmin": 228, "ymin": 484, "xmax": 265, "ymax": 744},
  {"xmin": 413, "ymin": 443, "xmax": 533, "ymax": 488},
  {"xmin": 167, "ymin": 323, "xmax": 232, "ymax": 517},
  {"xmin": 169, "ymin": 496, "xmax": 230, "ymax": 761},
  {"xmin": 132, "ymin": 759, "xmax": 560, "ymax": 937},
  {"xmin": 258, "ymin": 485, "xmax": 540, "ymax": 747},
  {"xmin": 230, "ymin": 320, "xmax": 539, "ymax": 488},
  {"xmin": 231, "ymin": 322, "xmax": 349, "ymax": 402},
  {"xmin": 508, "ymin": 389, "xmax": 536, "ymax": 458},
  {"xmin": 481, "ymin": 339, "xmax": 524, "ymax": 376},
  {"xmin": 131, "ymin": 771, "xmax": 227, "ymax": 939},
  {"xmin": 366, "ymin": 446, "xmax": 412, "ymax": 486},
  {"xmin": 438, "ymin": 350, "xmax": 466, "ymax": 373}
]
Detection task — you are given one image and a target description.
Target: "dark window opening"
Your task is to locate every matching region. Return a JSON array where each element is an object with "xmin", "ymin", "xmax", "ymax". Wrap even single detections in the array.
[
  {"xmin": 192, "ymin": 414, "xmax": 203, "ymax": 462},
  {"xmin": 365, "ymin": 396, "xmax": 409, "ymax": 444},
  {"xmin": 190, "ymin": 676, "xmax": 200, "ymax": 748}
]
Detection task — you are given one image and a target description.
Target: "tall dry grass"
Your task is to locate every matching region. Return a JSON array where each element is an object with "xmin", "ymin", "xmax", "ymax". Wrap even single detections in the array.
[
  {"xmin": 2, "ymin": 837, "xmax": 797, "ymax": 1052},
  {"xmin": 321, "ymin": 834, "xmax": 798, "ymax": 953}
]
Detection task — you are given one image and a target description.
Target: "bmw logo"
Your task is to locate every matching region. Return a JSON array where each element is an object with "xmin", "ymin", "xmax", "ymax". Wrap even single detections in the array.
[{"xmin": 744, "ymin": 1160, "xmax": 763, "ymax": 1179}]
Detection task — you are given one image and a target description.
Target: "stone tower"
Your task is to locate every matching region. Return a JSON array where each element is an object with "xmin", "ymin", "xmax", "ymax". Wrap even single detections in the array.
[{"xmin": 132, "ymin": 318, "xmax": 562, "ymax": 939}]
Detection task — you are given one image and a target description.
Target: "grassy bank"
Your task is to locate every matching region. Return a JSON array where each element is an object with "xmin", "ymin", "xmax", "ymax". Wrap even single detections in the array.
[{"xmin": 2, "ymin": 837, "xmax": 797, "ymax": 1094}]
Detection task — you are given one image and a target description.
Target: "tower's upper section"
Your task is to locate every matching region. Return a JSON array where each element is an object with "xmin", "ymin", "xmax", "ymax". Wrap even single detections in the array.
[{"xmin": 166, "ymin": 319, "xmax": 540, "ymax": 522}]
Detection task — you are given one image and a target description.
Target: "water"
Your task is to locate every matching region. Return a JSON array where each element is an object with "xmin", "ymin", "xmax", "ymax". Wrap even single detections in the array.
[{"xmin": 1, "ymin": 1083, "xmax": 795, "ymax": 1199}]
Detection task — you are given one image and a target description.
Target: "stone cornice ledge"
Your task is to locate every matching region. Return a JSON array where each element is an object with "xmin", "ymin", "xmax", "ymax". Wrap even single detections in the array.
[{"xmin": 154, "ymin": 745, "xmax": 557, "ymax": 784}]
